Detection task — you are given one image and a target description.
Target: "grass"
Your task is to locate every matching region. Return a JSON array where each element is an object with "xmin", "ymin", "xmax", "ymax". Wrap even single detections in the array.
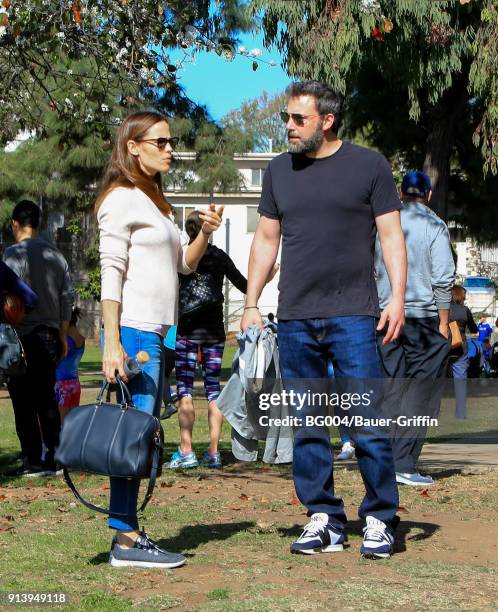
[{"xmin": 1, "ymin": 346, "xmax": 498, "ymax": 610}]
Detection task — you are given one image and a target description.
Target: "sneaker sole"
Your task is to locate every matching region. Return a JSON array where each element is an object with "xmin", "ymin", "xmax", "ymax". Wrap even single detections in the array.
[
  {"xmin": 361, "ymin": 550, "xmax": 391, "ymax": 559},
  {"xmin": 164, "ymin": 463, "xmax": 199, "ymax": 469},
  {"xmin": 109, "ymin": 556, "xmax": 186, "ymax": 569},
  {"xmin": 20, "ymin": 470, "xmax": 50, "ymax": 477},
  {"xmin": 337, "ymin": 454, "xmax": 355, "ymax": 460},
  {"xmin": 44, "ymin": 469, "xmax": 64, "ymax": 477},
  {"xmin": 396, "ymin": 475, "xmax": 433, "ymax": 486},
  {"xmin": 291, "ymin": 544, "xmax": 344, "ymax": 555}
]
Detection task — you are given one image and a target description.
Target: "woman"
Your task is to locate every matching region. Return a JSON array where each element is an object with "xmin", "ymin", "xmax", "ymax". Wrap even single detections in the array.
[
  {"xmin": 166, "ymin": 211, "xmax": 247, "ymax": 470},
  {"xmin": 449, "ymin": 285, "xmax": 478, "ymax": 419},
  {"xmin": 96, "ymin": 111, "xmax": 223, "ymax": 569},
  {"xmin": 54, "ymin": 307, "xmax": 85, "ymax": 422}
]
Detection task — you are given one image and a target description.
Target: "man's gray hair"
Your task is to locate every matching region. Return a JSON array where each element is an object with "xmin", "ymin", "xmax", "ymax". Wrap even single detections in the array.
[{"xmin": 285, "ymin": 81, "xmax": 342, "ymax": 132}]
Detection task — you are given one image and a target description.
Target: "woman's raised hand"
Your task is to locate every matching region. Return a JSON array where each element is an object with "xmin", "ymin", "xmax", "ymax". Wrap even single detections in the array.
[{"xmin": 199, "ymin": 203, "xmax": 224, "ymax": 235}]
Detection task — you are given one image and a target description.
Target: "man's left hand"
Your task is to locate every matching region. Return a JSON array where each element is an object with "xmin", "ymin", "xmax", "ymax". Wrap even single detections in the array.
[{"xmin": 377, "ymin": 298, "xmax": 405, "ymax": 344}]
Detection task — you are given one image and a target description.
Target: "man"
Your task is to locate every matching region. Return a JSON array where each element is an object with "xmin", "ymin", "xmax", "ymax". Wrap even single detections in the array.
[
  {"xmin": 3, "ymin": 201, "xmax": 74, "ymax": 476},
  {"xmin": 375, "ymin": 171, "xmax": 455, "ymax": 486},
  {"xmin": 241, "ymin": 81, "xmax": 406, "ymax": 559}
]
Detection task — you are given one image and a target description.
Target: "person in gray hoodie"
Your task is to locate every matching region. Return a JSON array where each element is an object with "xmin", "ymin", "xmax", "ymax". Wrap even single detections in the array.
[{"xmin": 375, "ymin": 171, "xmax": 455, "ymax": 486}]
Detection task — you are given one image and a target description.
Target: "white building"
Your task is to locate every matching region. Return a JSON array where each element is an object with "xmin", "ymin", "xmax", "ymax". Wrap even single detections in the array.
[{"xmin": 165, "ymin": 152, "xmax": 280, "ymax": 331}]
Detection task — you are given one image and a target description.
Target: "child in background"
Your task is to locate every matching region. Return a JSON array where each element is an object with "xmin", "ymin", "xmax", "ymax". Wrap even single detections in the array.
[
  {"xmin": 55, "ymin": 308, "xmax": 85, "ymax": 422},
  {"xmin": 481, "ymin": 339, "xmax": 492, "ymax": 375}
]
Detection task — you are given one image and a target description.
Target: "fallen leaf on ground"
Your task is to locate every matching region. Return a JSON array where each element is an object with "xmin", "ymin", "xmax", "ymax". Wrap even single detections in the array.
[
  {"xmin": 239, "ymin": 493, "xmax": 249, "ymax": 501},
  {"xmin": 290, "ymin": 498, "xmax": 300, "ymax": 505},
  {"xmin": 160, "ymin": 481, "xmax": 173, "ymax": 488},
  {"xmin": 420, "ymin": 489, "xmax": 430, "ymax": 497},
  {"xmin": 260, "ymin": 496, "xmax": 269, "ymax": 503},
  {"xmin": 397, "ymin": 506, "xmax": 409, "ymax": 513},
  {"xmin": 57, "ymin": 506, "xmax": 69, "ymax": 513},
  {"xmin": 100, "ymin": 484, "xmax": 110, "ymax": 490}
]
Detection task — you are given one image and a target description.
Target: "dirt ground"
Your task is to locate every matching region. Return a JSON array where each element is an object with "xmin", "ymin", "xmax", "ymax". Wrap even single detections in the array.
[
  {"xmin": 1, "ymin": 382, "xmax": 498, "ymax": 610},
  {"xmin": 2, "ymin": 459, "xmax": 498, "ymax": 611}
]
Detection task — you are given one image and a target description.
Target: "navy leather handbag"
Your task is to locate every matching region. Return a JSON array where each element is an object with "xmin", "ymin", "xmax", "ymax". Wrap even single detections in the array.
[{"xmin": 55, "ymin": 376, "xmax": 164, "ymax": 515}]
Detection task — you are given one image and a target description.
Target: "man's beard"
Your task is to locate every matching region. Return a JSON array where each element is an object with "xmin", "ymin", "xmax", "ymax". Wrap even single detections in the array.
[{"xmin": 287, "ymin": 121, "xmax": 324, "ymax": 154}]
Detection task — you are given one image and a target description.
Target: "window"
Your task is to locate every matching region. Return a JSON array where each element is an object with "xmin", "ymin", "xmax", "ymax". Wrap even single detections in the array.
[
  {"xmin": 251, "ymin": 168, "xmax": 263, "ymax": 187},
  {"xmin": 175, "ymin": 206, "xmax": 196, "ymax": 230},
  {"xmin": 247, "ymin": 206, "xmax": 259, "ymax": 233}
]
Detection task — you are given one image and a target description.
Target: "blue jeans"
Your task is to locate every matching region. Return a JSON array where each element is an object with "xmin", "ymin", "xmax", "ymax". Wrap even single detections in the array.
[
  {"xmin": 451, "ymin": 352, "xmax": 469, "ymax": 419},
  {"xmin": 278, "ymin": 316, "xmax": 399, "ymax": 530},
  {"xmin": 327, "ymin": 360, "xmax": 351, "ymax": 445},
  {"xmin": 101, "ymin": 326, "xmax": 165, "ymax": 531}
]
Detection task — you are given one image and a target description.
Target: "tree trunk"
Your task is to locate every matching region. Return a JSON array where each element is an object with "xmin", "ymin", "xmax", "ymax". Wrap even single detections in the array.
[
  {"xmin": 423, "ymin": 71, "xmax": 469, "ymax": 220},
  {"xmin": 423, "ymin": 110, "xmax": 456, "ymax": 221}
]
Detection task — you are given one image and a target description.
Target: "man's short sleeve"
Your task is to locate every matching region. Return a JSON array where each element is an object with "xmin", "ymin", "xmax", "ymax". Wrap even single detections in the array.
[
  {"xmin": 258, "ymin": 165, "xmax": 280, "ymax": 220},
  {"xmin": 370, "ymin": 155, "xmax": 401, "ymax": 217}
]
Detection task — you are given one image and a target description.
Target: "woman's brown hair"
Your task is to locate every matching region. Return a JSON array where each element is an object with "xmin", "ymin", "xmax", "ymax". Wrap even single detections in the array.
[
  {"xmin": 451, "ymin": 285, "xmax": 466, "ymax": 305},
  {"xmin": 94, "ymin": 111, "xmax": 172, "ymax": 215}
]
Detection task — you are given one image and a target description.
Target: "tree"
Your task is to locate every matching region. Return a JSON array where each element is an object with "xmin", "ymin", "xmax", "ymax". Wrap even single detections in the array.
[
  {"xmin": 251, "ymin": 0, "xmax": 498, "ymax": 218},
  {"xmin": 0, "ymin": 49, "xmax": 252, "ymax": 298},
  {"xmin": 0, "ymin": 0, "xmax": 254, "ymax": 143},
  {"xmin": 222, "ymin": 90, "xmax": 288, "ymax": 152}
]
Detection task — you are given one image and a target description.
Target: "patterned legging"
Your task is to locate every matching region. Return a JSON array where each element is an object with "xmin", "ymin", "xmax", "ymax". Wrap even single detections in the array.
[{"xmin": 175, "ymin": 337, "xmax": 224, "ymax": 402}]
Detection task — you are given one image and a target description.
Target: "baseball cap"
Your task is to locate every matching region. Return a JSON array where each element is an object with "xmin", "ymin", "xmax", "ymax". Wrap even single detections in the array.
[{"xmin": 401, "ymin": 170, "xmax": 432, "ymax": 198}]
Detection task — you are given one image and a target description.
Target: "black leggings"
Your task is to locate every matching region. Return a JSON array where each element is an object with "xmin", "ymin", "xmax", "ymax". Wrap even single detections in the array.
[{"xmin": 162, "ymin": 346, "xmax": 176, "ymax": 405}]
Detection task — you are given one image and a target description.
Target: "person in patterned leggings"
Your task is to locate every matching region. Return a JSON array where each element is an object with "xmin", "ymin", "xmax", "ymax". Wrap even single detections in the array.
[{"xmin": 166, "ymin": 211, "xmax": 247, "ymax": 470}]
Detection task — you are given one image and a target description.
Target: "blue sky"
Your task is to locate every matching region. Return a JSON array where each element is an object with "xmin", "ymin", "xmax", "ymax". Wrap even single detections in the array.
[{"xmin": 169, "ymin": 31, "xmax": 291, "ymax": 122}]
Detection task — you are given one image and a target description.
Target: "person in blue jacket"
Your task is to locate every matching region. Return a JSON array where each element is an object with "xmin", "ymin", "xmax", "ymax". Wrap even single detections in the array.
[{"xmin": 477, "ymin": 316, "xmax": 492, "ymax": 344}]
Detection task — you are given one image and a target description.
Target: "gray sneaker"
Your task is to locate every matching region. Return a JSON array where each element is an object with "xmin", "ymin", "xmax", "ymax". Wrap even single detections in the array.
[
  {"xmin": 109, "ymin": 532, "xmax": 186, "ymax": 569},
  {"xmin": 16, "ymin": 463, "xmax": 49, "ymax": 477},
  {"xmin": 396, "ymin": 472, "xmax": 434, "ymax": 486}
]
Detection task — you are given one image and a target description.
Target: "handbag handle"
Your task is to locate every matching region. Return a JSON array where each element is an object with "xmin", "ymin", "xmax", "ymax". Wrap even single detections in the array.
[
  {"xmin": 61, "ymin": 428, "xmax": 163, "ymax": 517},
  {"xmin": 97, "ymin": 374, "xmax": 135, "ymax": 408}
]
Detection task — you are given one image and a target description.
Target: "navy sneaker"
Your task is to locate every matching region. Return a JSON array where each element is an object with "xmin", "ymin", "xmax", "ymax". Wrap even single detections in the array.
[
  {"xmin": 160, "ymin": 403, "xmax": 178, "ymax": 420},
  {"xmin": 109, "ymin": 532, "xmax": 186, "ymax": 569},
  {"xmin": 360, "ymin": 516, "xmax": 394, "ymax": 559},
  {"xmin": 290, "ymin": 513, "xmax": 346, "ymax": 554},
  {"xmin": 200, "ymin": 450, "xmax": 222, "ymax": 469}
]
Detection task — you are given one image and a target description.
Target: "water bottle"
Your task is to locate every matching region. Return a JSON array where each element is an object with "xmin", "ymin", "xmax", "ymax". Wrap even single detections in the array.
[{"xmin": 123, "ymin": 351, "xmax": 149, "ymax": 380}]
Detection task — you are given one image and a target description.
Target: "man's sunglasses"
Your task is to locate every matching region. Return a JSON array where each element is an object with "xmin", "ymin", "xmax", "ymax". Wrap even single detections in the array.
[
  {"xmin": 137, "ymin": 137, "xmax": 179, "ymax": 150},
  {"xmin": 279, "ymin": 111, "xmax": 321, "ymax": 126}
]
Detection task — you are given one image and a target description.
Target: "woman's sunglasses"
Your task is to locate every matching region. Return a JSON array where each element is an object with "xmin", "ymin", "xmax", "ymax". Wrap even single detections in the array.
[{"xmin": 138, "ymin": 137, "xmax": 179, "ymax": 150}]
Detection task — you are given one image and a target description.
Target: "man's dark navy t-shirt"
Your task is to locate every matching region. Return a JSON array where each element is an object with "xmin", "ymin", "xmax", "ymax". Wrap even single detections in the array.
[{"xmin": 258, "ymin": 141, "xmax": 401, "ymax": 320}]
